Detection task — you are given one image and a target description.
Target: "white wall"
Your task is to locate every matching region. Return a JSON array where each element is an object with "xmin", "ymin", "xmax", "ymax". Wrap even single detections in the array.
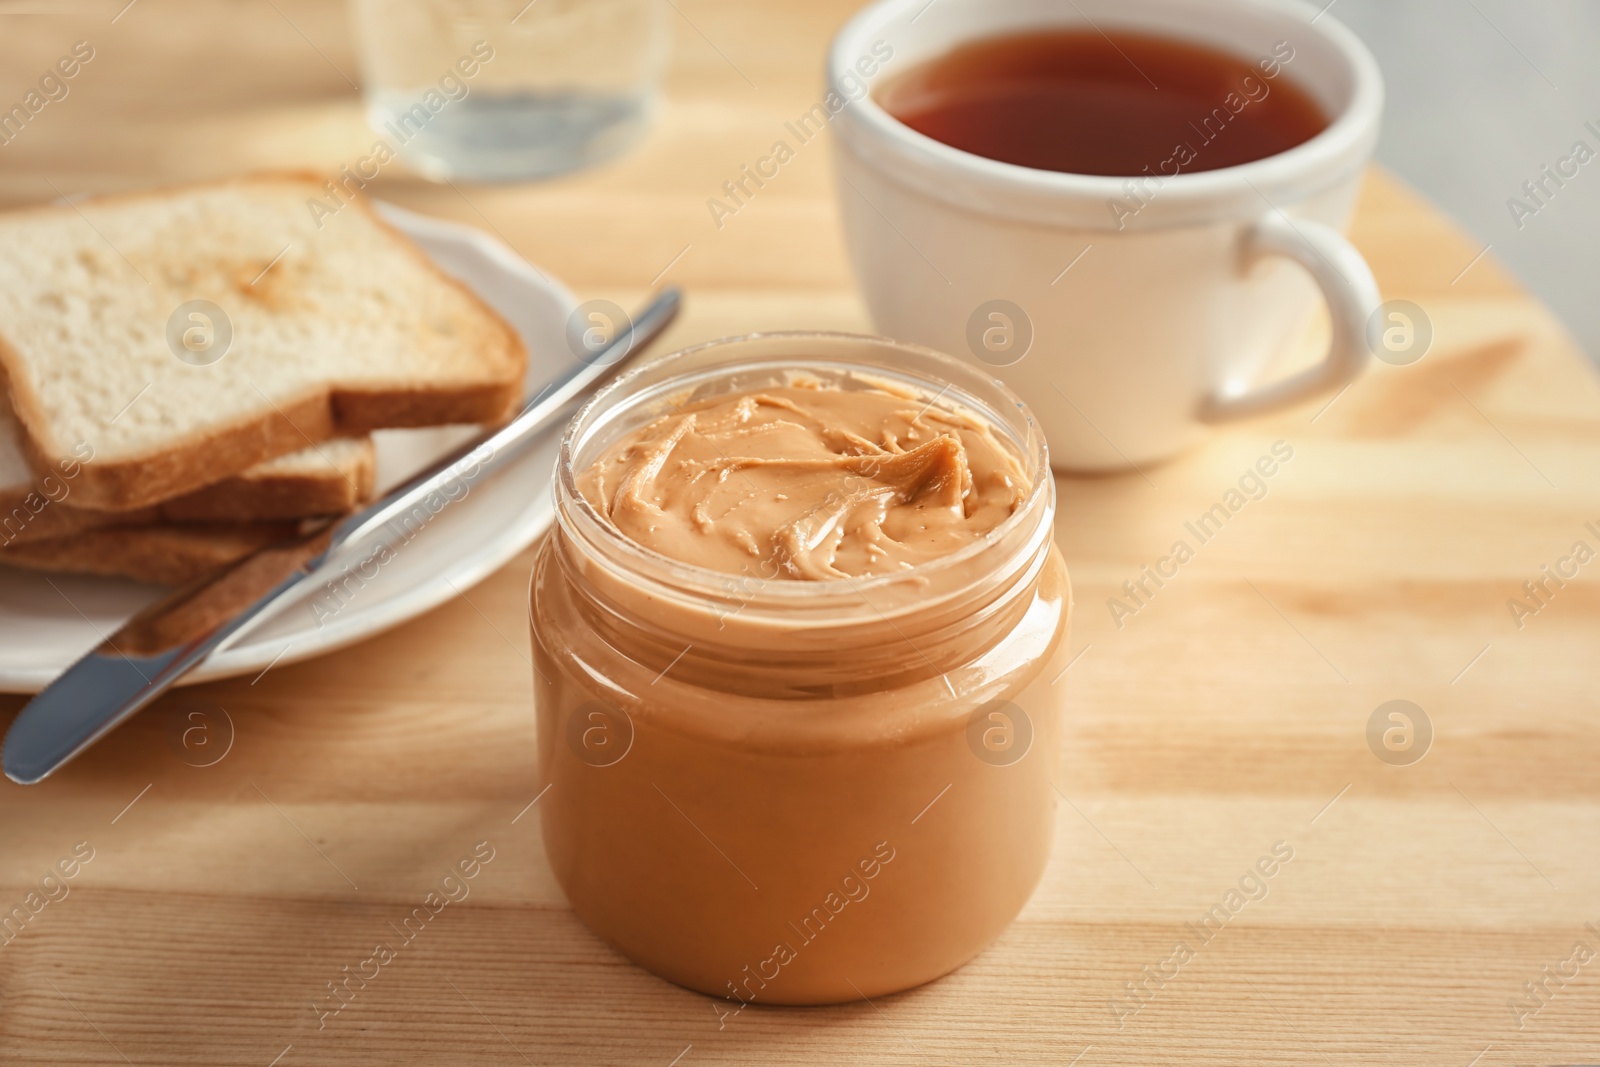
[{"xmin": 1332, "ymin": 0, "xmax": 1600, "ymax": 362}]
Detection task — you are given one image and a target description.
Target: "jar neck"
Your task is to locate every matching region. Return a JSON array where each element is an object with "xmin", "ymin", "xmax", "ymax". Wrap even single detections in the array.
[{"xmin": 549, "ymin": 478, "xmax": 1055, "ymax": 699}]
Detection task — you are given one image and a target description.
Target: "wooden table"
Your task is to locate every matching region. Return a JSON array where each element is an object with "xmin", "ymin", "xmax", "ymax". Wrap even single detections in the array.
[{"xmin": 3, "ymin": 3, "xmax": 1598, "ymax": 1064}]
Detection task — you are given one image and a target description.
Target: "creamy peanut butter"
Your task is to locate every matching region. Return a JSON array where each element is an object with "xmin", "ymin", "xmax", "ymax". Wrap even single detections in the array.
[{"xmin": 575, "ymin": 380, "xmax": 1031, "ymax": 580}]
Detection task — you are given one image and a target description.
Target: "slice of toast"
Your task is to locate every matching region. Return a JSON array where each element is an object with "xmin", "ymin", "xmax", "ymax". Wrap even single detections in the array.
[
  {"xmin": 0, "ymin": 404, "xmax": 376, "ymax": 545},
  {"xmin": 0, "ymin": 173, "xmax": 525, "ymax": 510},
  {"xmin": 0, "ymin": 522, "xmax": 303, "ymax": 586}
]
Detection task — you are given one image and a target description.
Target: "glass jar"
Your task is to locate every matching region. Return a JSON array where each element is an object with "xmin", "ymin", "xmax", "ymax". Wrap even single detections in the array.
[
  {"xmin": 349, "ymin": 0, "xmax": 670, "ymax": 181},
  {"xmin": 529, "ymin": 333, "xmax": 1070, "ymax": 1004}
]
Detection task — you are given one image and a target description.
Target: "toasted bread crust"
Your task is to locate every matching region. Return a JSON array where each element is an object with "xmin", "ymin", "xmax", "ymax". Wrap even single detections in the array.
[
  {"xmin": 0, "ymin": 437, "xmax": 376, "ymax": 544},
  {"xmin": 0, "ymin": 489, "xmax": 148, "ymax": 545},
  {"xmin": 0, "ymin": 521, "xmax": 301, "ymax": 585},
  {"xmin": 31, "ymin": 379, "xmax": 515, "ymax": 511},
  {"xmin": 160, "ymin": 439, "xmax": 376, "ymax": 521},
  {"xmin": 26, "ymin": 388, "xmax": 341, "ymax": 512}
]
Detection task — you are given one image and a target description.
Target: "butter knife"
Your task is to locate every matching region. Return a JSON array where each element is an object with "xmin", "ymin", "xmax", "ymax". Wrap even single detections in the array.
[{"xmin": 3, "ymin": 287, "xmax": 680, "ymax": 784}]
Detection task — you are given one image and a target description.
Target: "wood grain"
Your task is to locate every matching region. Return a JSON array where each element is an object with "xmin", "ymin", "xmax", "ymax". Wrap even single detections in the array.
[{"xmin": 2, "ymin": 2, "xmax": 1598, "ymax": 1064}]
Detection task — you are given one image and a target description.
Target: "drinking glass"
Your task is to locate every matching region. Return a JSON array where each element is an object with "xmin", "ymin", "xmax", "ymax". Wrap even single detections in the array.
[{"xmin": 350, "ymin": 0, "xmax": 669, "ymax": 182}]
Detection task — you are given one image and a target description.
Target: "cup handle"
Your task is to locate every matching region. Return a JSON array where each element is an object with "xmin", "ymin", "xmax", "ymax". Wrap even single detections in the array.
[{"xmin": 1199, "ymin": 213, "xmax": 1381, "ymax": 422}]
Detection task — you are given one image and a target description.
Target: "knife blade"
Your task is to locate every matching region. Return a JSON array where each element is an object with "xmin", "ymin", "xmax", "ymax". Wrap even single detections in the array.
[{"xmin": 3, "ymin": 287, "xmax": 680, "ymax": 784}]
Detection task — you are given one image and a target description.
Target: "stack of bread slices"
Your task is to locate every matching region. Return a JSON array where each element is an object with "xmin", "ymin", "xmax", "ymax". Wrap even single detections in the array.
[{"xmin": 0, "ymin": 174, "xmax": 526, "ymax": 585}]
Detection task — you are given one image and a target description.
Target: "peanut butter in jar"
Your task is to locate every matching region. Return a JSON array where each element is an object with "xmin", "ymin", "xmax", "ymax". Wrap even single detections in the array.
[{"xmin": 530, "ymin": 332, "xmax": 1070, "ymax": 1004}]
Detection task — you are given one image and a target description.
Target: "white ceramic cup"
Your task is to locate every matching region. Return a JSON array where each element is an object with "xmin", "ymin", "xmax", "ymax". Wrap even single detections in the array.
[{"xmin": 829, "ymin": 0, "xmax": 1384, "ymax": 471}]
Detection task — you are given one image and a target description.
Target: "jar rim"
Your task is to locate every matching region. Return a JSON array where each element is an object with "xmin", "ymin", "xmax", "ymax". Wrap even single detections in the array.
[{"xmin": 554, "ymin": 330, "xmax": 1052, "ymax": 612}]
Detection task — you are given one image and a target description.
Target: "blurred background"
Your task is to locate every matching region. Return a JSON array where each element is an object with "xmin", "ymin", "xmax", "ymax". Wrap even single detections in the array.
[
  {"xmin": 1335, "ymin": 0, "xmax": 1600, "ymax": 366},
  {"xmin": 0, "ymin": 0, "xmax": 1596, "ymax": 362}
]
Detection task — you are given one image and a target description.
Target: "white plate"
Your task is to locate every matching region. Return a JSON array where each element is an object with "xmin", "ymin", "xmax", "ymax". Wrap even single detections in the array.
[{"xmin": 0, "ymin": 202, "xmax": 578, "ymax": 692}]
